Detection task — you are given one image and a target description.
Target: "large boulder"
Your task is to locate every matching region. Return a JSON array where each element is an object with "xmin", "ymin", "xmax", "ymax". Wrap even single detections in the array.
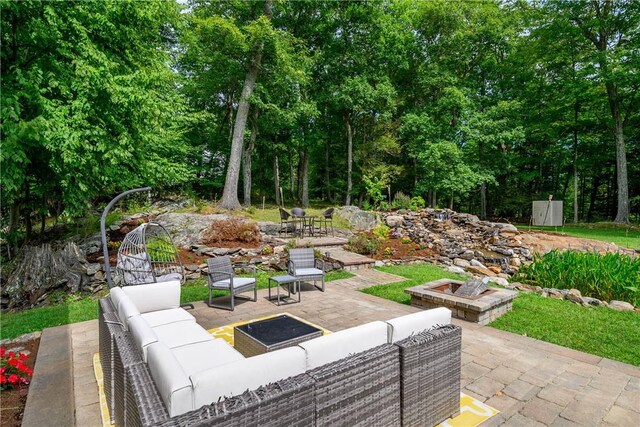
[
  {"xmin": 335, "ymin": 206, "xmax": 379, "ymax": 231},
  {"xmin": 155, "ymin": 212, "xmax": 230, "ymax": 248}
]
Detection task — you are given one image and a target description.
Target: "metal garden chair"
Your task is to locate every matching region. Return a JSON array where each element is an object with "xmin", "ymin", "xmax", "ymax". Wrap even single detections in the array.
[
  {"xmin": 288, "ymin": 248, "xmax": 326, "ymax": 292},
  {"xmin": 206, "ymin": 256, "xmax": 257, "ymax": 311}
]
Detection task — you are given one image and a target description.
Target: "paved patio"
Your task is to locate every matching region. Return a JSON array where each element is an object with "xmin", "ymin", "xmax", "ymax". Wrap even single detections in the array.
[{"xmin": 23, "ymin": 269, "xmax": 640, "ymax": 427}]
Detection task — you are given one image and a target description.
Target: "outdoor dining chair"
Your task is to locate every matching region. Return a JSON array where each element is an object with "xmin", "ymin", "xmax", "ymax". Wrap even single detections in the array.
[
  {"xmin": 279, "ymin": 207, "xmax": 299, "ymax": 237},
  {"xmin": 315, "ymin": 207, "xmax": 335, "ymax": 236},
  {"xmin": 291, "ymin": 208, "xmax": 315, "ymax": 237},
  {"xmin": 206, "ymin": 256, "xmax": 257, "ymax": 311},
  {"xmin": 288, "ymin": 248, "xmax": 325, "ymax": 292}
]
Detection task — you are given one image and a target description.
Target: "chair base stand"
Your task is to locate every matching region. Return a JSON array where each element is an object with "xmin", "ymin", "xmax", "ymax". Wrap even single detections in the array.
[{"xmin": 208, "ymin": 289, "xmax": 257, "ymax": 311}]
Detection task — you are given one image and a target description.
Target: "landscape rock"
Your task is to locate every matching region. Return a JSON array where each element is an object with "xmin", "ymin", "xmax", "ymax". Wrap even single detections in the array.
[
  {"xmin": 86, "ymin": 263, "xmax": 101, "ymax": 276},
  {"xmin": 487, "ymin": 277, "xmax": 509, "ymax": 287},
  {"xmin": 608, "ymin": 300, "xmax": 634, "ymax": 311},
  {"xmin": 453, "ymin": 258, "xmax": 470, "ymax": 268},
  {"xmin": 581, "ymin": 297, "xmax": 605, "ymax": 307},
  {"xmin": 446, "ymin": 266, "xmax": 467, "ymax": 275},
  {"xmin": 566, "ymin": 289, "xmax": 583, "ymax": 304},
  {"xmin": 155, "ymin": 212, "xmax": 231, "ymax": 248},
  {"xmin": 466, "ymin": 265, "xmax": 496, "ymax": 277},
  {"xmin": 335, "ymin": 206, "xmax": 379, "ymax": 231},
  {"xmin": 385, "ymin": 215, "xmax": 404, "ymax": 227}
]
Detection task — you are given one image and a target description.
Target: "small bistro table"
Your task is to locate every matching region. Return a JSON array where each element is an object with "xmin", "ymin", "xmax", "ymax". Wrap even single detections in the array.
[
  {"xmin": 268, "ymin": 274, "xmax": 301, "ymax": 306},
  {"xmin": 233, "ymin": 315, "xmax": 323, "ymax": 357}
]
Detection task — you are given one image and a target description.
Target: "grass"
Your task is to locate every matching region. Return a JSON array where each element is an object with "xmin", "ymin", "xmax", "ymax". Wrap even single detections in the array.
[
  {"xmin": 491, "ymin": 293, "xmax": 640, "ymax": 366},
  {"xmin": 0, "ymin": 270, "xmax": 354, "ymax": 341},
  {"xmin": 363, "ymin": 263, "xmax": 640, "ymax": 366},
  {"xmin": 360, "ymin": 264, "xmax": 464, "ymax": 304},
  {"xmin": 516, "ymin": 223, "xmax": 640, "ymax": 250}
]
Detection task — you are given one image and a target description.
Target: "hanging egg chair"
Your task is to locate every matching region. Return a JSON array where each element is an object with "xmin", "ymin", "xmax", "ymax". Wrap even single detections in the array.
[{"xmin": 116, "ymin": 222, "xmax": 184, "ymax": 286}]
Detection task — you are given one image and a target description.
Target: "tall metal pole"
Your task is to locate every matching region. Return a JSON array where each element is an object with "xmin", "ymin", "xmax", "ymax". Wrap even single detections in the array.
[{"xmin": 101, "ymin": 187, "xmax": 152, "ymax": 288}]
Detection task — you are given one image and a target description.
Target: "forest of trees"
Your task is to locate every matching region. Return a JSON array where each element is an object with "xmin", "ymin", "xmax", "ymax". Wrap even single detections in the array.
[{"xmin": 2, "ymin": 0, "xmax": 639, "ymax": 242}]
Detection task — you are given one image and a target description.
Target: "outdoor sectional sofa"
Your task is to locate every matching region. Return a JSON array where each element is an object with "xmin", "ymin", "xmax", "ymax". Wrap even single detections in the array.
[{"xmin": 99, "ymin": 281, "xmax": 461, "ymax": 427}]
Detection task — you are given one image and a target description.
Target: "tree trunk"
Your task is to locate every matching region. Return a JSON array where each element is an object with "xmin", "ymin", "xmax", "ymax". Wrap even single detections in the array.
[
  {"xmin": 300, "ymin": 150, "xmax": 309, "ymax": 207},
  {"xmin": 242, "ymin": 113, "xmax": 258, "ymax": 207},
  {"xmin": 345, "ymin": 115, "xmax": 353, "ymax": 206},
  {"xmin": 480, "ymin": 183, "xmax": 487, "ymax": 220},
  {"xmin": 325, "ymin": 139, "xmax": 331, "ymax": 201},
  {"xmin": 289, "ymin": 149, "xmax": 295, "ymax": 200},
  {"xmin": 449, "ymin": 197, "xmax": 454, "ymax": 210},
  {"xmin": 573, "ymin": 114, "xmax": 579, "ymax": 223},
  {"xmin": 218, "ymin": 0, "xmax": 273, "ymax": 210},
  {"xmin": 607, "ymin": 84, "xmax": 629, "ymax": 223},
  {"xmin": 274, "ymin": 154, "xmax": 281, "ymax": 206}
]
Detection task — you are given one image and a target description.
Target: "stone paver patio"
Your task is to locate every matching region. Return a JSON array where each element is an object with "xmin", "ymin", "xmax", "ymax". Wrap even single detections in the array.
[{"xmin": 23, "ymin": 269, "xmax": 640, "ymax": 427}]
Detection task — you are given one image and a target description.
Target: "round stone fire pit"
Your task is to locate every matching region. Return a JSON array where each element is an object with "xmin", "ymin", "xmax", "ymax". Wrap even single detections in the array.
[{"xmin": 405, "ymin": 278, "xmax": 517, "ymax": 325}]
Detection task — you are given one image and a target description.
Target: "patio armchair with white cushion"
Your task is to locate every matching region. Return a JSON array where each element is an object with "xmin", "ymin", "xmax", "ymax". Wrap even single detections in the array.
[
  {"xmin": 288, "ymin": 248, "xmax": 325, "ymax": 292},
  {"xmin": 206, "ymin": 256, "xmax": 257, "ymax": 311}
]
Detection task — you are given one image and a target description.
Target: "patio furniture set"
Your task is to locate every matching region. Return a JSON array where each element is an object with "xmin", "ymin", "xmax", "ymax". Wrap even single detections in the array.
[
  {"xmin": 207, "ymin": 248, "xmax": 326, "ymax": 310},
  {"xmin": 99, "ymin": 280, "xmax": 462, "ymax": 427},
  {"xmin": 279, "ymin": 207, "xmax": 334, "ymax": 238}
]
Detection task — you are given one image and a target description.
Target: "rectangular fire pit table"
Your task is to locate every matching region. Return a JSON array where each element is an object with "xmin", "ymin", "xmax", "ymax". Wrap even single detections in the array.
[{"xmin": 234, "ymin": 314, "xmax": 323, "ymax": 357}]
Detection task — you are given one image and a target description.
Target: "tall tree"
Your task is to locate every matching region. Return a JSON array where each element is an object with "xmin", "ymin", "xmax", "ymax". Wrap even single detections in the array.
[
  {"xmin": 218, "ymin": 0, "xmax": 274, "ymax": 210},
  {"xmin": 549, "ymin": 0, "xmax": 639, "ymax": 223}
]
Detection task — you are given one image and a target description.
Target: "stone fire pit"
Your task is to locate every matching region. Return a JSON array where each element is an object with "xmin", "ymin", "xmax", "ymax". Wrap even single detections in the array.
[{"xmin": 405, "ymin": 278, "xmax": 517, "ymax": 325}]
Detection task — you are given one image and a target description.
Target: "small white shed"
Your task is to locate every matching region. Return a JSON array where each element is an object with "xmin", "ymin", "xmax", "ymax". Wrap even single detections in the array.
[{"xmin": 532, "ymin": 201, "xmax": 563, "ymax": 226}]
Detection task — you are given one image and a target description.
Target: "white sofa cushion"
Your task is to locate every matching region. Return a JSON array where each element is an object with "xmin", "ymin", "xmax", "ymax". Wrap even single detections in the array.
[
  {"xmin": 191, "ymin": 347, "xmax": 306, "ymax": 409},
  {"xmin": 122, "ymin": 280, "xmax": 181, "ymax": 314},
  {"xmin": 386, "ymin": 308, "xmax": 451, "ymax": 343},
  {"xmin": 128, "ymin": 315, "xmax": 159, "ymax": 361},
  {"xmin": 298, "ymin": 321, "xmax": 388, "ymax": 370},
  {"xmin": 141, "ymin": 308, "xmax": 195, "ymax": 328},
  {"xmin": 117, "ymin": 296, "xmax": 141, "ymax": 329},
  {"xmin": 172, "ymin": 339, "xmax": 244, "ymax": 377},
  {"xmin": 109, "ymin": 286, "xmax": 125, "ymax": 312},
  {"xmin": 210, "ymin": 277, "xmax": 255, "ymax": 289},
  {"xmin": 154, "ymin": 322, "xmax": 213, "ymax": 351},
  {"xmin": 295, "ymin": 268, "xmax": 324, "ymax": 276},
  {"xmin": 147, "ymin": 342, "xmax": 194, "ymax": 417}
]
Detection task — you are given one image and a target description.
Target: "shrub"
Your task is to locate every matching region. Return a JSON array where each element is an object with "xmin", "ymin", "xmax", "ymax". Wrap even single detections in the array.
[
  {"xmin": 392, "ymin": 192, "xmax": 411, "ymax": 210},
  {"xmin": 383, "ymin": 246, "xmax": 395, "ymax": 257},
  {"xmin": 0, "ymin": 348, "xmax": 32, "ymax": 390},
  {"xmin": 346, "ymin": 234, "xmax": 378, "ymax": 255},
  {"xmin": 201, "ymin": 218, "xmax": 260, "ymax": 245},
  {"xmin": 516, "ymin": 250, "xmax": 640, "ymax": 306},
  {"xmin": 410, "ymin": 196, "xmax": 426, "ymax": 210},
  {"xmin": 401, "ymin": 237, "xmax": 411, "ymax": 244},
  {"xmin": 372, "ymin": 223, "xmax": 390, "ymax": 240}
]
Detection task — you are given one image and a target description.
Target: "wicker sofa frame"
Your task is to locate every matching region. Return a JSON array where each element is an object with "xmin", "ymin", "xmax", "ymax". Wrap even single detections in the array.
[{"xmin": 99, "ymin": 297, "xmax": 461, "ymax": 427}]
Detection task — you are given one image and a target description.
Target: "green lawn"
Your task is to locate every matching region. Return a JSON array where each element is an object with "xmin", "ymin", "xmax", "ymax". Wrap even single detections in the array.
[
  {"xmin": 516, "ymin": 223, "xmax": 640, "ymax": 250},
  {"xmin": 361, "ymin": 264, "xmax": 464, "ymax": 304},
  {"xmin": 491, "ymin": 293, "xmax": 640, "ymax": 366},
  {"xmin": 362, "ymin": 264, "xmax": 640, "ymax": 366},
  {"xmin": 0, "ymin": 270, "xmax": 353, "ymax": 341}
]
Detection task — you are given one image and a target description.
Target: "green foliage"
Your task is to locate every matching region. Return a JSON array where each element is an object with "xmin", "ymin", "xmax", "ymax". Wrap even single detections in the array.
[
  {"xmin": 410, "ymin": 196, "xmax": 426, "ymax": 210},
  {"xmin": 491, "ymin": 293, "xmax": 640, "ymax": 366},
  {"xmin": 1, "ymin": 0, "xmax": 191, "ymax": 240},
  {"xmin": 346, "ymin": 234, "xmax": 378, "ymax": 256},
  {"xmin": 372, "ymin": 224, "xmax": 390, "ymax": 240},
  {"xmin": 391, "ymin": 192, "xmax": 411, "ymax": 210},
  {"xmin": 516, "ymin": 250, "xmax": 640, "ymax": 306}
]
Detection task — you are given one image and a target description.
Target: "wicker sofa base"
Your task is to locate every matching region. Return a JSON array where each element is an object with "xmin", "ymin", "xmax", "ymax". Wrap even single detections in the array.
[
  {"xmin": 396, "ymin": 325, "xmax": 462, "ymax": 427},
  {"xmin": 308, "ymin": 344, "xmax": 401, "ymax": 427}
]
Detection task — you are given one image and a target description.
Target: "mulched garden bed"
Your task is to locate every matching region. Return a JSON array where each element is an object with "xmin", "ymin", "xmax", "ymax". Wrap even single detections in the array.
[
  {"xmin": 0, "ymin": 338, "xmax": 40, "ymax": 427},
  {"xmin": 371, "ymin": 237, "xmax": 436, "ymax": 260}
]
